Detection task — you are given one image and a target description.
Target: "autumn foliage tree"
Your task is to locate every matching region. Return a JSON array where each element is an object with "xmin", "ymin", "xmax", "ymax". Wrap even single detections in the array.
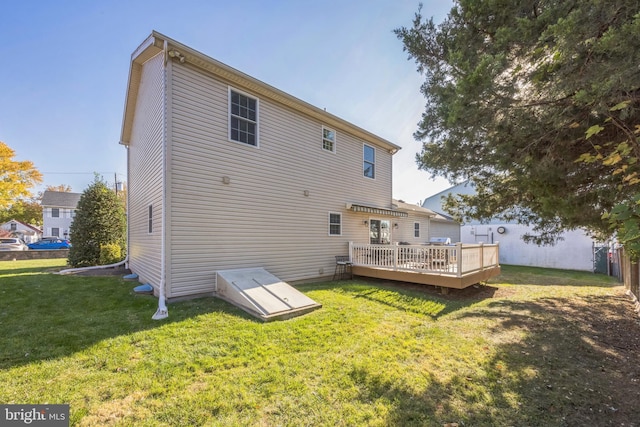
[
  {"xmin": 0, "ymin": 141, "xmax": 42, "ymax": 210},
  {"xmin": 396, "ymin": 1, "xmax": 640, "ymax": 256}
]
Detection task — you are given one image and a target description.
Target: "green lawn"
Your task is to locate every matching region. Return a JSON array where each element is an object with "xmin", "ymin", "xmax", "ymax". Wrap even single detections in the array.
[{"xmin": 1, "ymin": 259, "xmax": 638, "ymax": 426}]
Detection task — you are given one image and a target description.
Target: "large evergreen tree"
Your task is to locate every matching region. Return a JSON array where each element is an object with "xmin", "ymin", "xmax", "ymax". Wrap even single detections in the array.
[
  {"xmin": 68, "ymin": 177, "xmax": 126, "ymax": 267},
  {"xmin": 396, "ymin": 1, "xmax": 640, "ymax": 255}
]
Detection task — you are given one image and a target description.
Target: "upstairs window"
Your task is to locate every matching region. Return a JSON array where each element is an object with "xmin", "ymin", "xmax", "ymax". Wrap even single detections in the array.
[
  {"xmin": 229, "ymin": 89, "xmax": 258, "ymax": 146},
  {"xmin": 322, "ymin": 127, "xmax": 336, "ymax": 152},
  {"xmin": 51, "ymin": 208, "xmax": 60, "ymax": 218},
  {"xmin": 363, "ymin": 144, "xmax": 375, "ymax": 179}
]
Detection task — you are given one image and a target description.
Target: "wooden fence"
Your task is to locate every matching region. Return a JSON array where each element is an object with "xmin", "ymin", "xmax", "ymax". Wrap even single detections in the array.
[{"xmin": 617, "ymin": 248, "xmax": 640, "ymax": 312}]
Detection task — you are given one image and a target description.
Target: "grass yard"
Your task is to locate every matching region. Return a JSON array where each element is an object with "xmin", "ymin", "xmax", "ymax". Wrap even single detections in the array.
[{"xmin": 1, "ymin": 260, "xmax": 639, "ymax": 426}]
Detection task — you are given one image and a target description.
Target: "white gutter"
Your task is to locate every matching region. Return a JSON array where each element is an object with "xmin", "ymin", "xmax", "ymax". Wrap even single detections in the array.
[
  {"xmin": 152, "ymin": 40, "xmax": 170, "ymax": 320},
  {"xmin": 58, "ymin": 257, "xmax": 128, "ymax": 275}
]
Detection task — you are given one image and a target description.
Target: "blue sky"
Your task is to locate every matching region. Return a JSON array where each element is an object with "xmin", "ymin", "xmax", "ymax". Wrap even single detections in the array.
[{"xmin": 1, "ymin": 0, "xmax": 453, "ymax": 205}]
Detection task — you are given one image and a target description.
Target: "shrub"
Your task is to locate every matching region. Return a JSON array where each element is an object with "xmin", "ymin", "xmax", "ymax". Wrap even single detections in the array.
[{"xmin": 99, "ymin": 243, "xmax": 122, "ymax": 265}]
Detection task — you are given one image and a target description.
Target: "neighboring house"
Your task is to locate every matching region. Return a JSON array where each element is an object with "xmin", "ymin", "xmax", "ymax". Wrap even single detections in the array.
[
  {"xmin": 392, "ymin": 199, "xmax": 460, "ymax": 244},
  {"xmin": 41, "ymin": 191, "xmax": 82, "ymax": 239},
  {"xmin": 0, "ymin": 220, "xmax": 42, "ymax": 243},
  {"xmin": 422, "ymin": 182, "xmax": 598, "ymax": 271}
]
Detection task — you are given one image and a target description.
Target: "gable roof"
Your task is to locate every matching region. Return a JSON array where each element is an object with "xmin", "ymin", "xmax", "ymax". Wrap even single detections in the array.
[
  {"xmin": 1, "ymin": 219, "xmax": 42, "ymax": 234},
  {"xmin": 393, "ymin": 199, "xmax": 436, "ymax": 217},
  {"xmin": 41, "ymin": 191, "xmax": 82, "ymax": 208},
  {"xmin": 119, "ymin": 31, "xmax": 402, "ymax": 154}
]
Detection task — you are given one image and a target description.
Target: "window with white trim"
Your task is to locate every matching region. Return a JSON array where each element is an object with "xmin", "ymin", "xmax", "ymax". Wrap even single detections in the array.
[
  {"xmin": 414, "ymin": 222, "xmax": 420, "ymax": 238},
  {"xmin": 51, "ymin": 208, "xmax": 60, "ymax": 218},
  {"xmin": 229, "ymin": 89, "xmax": 258, "ymax": 146},
  {"xmin": 363, "ymin": 144, "xmax": 375, "ymax": 178},
  {"xmin": 329, "ymin": 212, "xmax": 342, "ymax": 236},
  {"xmin": 51, "ymin": 227, "xmax": 59, "ymax": 237},
  {"xmin": 322, "ymin": 127, "xmax": 336, "ymax": 152}
]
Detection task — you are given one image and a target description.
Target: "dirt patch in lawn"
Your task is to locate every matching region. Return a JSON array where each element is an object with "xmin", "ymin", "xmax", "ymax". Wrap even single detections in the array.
[
  {"xmin": 374, "ymin": 277, "xmax": 640, "ymax": 425},
  {"xmin": 497, "ymin": 288, "xmax": 640, "ymax": 426}
]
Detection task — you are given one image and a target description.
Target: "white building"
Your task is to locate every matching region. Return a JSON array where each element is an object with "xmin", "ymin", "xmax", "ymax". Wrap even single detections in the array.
[
  {"xmin": 422, "ymin": 182, "xmax": 597, "ymax": 271},
  {"xmin": 41, "ymin": 191, "xmax": 82, "ymax": 240},
  {"xmin": 0, "ymin": 220, "xmax": 42, "ymax": 243}
]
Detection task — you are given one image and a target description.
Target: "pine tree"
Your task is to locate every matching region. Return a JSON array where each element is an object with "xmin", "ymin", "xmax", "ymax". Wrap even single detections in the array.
[{"xmin": 396, "ymin": 1, "xmax": 640, "ymax": 253}]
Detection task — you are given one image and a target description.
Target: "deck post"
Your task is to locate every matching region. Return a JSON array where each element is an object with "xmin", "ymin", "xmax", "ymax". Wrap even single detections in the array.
[
  {"xmin": 456, "ymin": 242, "xmax": 463, "ymax": 277},
  {"xmin": 393, "ymin": 243, "xmax": 398, "ymax": 271},
  {"xmin": 479, "ymin": 242, "xmax": 484, "ymax": 270},
  {"xmin": 349, "ymin": 241, "xmax": 353, "ymax": 263}
]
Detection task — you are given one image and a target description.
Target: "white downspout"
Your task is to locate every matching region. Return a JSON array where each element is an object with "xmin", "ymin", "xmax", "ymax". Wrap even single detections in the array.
[
  {"xmin": 152, "ymin": 40, "xmax": 170, "ymax": 320},
  {"xmin": 58, "ymin": 257, "xmax": 128, "ymax": 275}
]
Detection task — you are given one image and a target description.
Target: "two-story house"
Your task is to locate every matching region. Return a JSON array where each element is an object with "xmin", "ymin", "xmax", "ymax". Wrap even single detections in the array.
[
  {"xmin": 120, "ymin": 32, "xmax": 499, "ymax": 317},
  {"xmin": 41, "ymin": 191, "xmax": 82, "ymax": 240}
]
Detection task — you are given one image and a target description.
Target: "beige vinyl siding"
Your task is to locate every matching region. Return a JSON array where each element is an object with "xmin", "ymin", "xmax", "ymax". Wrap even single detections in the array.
[
  {"xmin": 429, "ymin": 220, "xmax": 461, "ymax": 242},
  {"xmin": 167, "ymin": 61, "xmax": 393, "ymax": 297},
  {"xmin": 127, "ymin": 52, "xmax": 165, "ymax": 291},
  {"xmin": 393, "ymin": 215, "xmax": 431, "ymax": 244}
]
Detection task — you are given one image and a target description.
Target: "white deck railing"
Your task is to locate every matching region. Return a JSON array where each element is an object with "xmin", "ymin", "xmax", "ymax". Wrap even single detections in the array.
[{"xmin": 348, "ymin": 242, "xmax": 499, "ymax": 277}]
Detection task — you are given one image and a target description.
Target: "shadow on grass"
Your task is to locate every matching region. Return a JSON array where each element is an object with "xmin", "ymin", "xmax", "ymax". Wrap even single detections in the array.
[
  {"xmin": 0, "ymin": 271, "xmax": 254, "ymax": 370},
  {"xmin": 492, "ymin": 265, "xmax": 620, "ymax": 287},
  {"xmin": 0, "ymin": 266, "xmax": 65, "ymax": 276},
  {"xmin": 305, "ymin": 279, "xmax": 496, "ymax": 319},
  {"xmin": 347, "ymin": 292, "xmax": 640, "ymax": 426}
]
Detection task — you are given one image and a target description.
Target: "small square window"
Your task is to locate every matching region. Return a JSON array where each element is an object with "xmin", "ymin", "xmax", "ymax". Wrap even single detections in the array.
[
  {"xmin": 52, "ymin": 208, "xmax": 60, "ymax": 218},
  {"xmin": 322, "ymin": 127, "xmax": 336, "ymax": 152},
  {"xmin": 329, "ymin": 212, "xmax": 341, "ymax": 236}
]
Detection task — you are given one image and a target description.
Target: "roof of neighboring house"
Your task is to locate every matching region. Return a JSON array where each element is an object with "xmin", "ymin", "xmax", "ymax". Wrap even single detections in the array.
[
  {"xmin": 393, "ymin": 199, "xmax": 459, "ymax": 224},
  {"xmin": 120, "ymin": 31, "xmax": 402, "ymax": 154},
  {"xmin": 1, "ymin": 219, "xmax": 42, "ymax": 234},
  {"xmin": 393, "ymin": 199, "xmax": 437, "ymax": 217},
  {"xmin": 41, "ymin": 191, "xmax": 82, "ymax": 208},
  {"xmin": 431, "ymin": 212, "xmax": 457, "ymax": 222}
]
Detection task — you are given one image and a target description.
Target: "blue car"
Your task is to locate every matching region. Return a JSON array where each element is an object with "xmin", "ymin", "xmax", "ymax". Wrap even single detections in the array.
[{"xmin": 27, "ymin": 238, "xmax": 72, "ymax": 250}]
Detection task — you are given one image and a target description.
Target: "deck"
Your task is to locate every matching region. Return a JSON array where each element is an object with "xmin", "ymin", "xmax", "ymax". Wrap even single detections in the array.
[{"xmin": 348, "ymin": 242, "xmax": 500, "ymax": 290}]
